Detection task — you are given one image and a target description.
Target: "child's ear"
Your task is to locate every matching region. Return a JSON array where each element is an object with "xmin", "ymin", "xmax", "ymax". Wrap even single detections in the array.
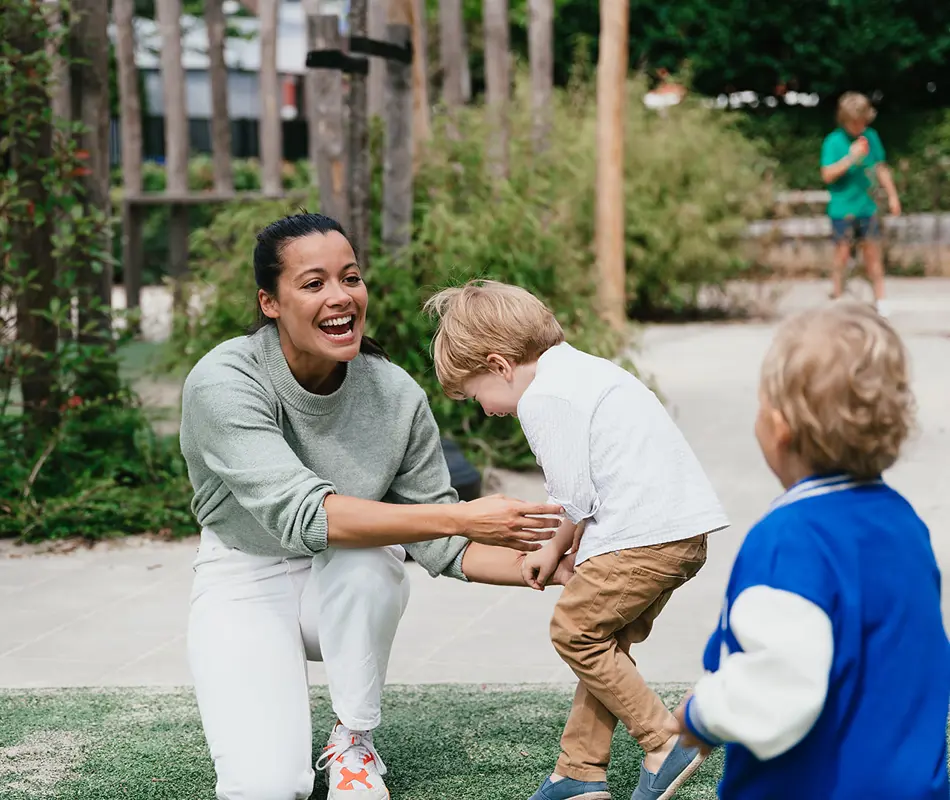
[
  {"xmin": 772, "ymin": 409, "xmax": 793, "ymax": 448},
  {"xmin": 485, "ymin": 353, "xmax": 513, "ymax": 379}
]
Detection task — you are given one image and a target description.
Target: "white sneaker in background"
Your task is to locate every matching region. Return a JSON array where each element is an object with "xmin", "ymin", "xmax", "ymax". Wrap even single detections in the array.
[
  {"xmin": 317, "ymin": 722, "xmax": 390, "ymax": 800},
  {"xmin": 875, "ymin": 299, "xmax": 891, "ymax": 318}
]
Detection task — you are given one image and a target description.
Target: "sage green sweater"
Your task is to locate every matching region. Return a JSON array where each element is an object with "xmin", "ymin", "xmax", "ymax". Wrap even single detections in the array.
[{"xmin": 179, "ymin": 324, "xmax": 470, "ymax": 579}]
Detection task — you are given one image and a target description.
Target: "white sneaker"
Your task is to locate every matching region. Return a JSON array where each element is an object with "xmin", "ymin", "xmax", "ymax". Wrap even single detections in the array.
[
  {"xmin": 875, "ymin": 299, "xmax": 891, "ymax": 318},
  {"xmin": 316, "ymin": 722, "xmax": 390, "ymax": 800}
]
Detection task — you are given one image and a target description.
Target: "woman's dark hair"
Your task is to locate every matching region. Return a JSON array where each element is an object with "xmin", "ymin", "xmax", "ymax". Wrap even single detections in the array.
[{"xmin": 250, "ymin": 212, "xmax": 388, "ymax": 360}]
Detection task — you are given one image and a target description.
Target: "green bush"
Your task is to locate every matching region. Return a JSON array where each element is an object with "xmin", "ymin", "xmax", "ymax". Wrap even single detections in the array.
[{"xmin": 163, "ymin": 74, "xmax": 769, "ymax": 468}]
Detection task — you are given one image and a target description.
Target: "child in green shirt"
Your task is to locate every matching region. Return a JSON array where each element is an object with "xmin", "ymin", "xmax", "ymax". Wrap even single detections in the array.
[{"xmin": 820, "ymin": 92, "xmax": 901, "ymax": 317}]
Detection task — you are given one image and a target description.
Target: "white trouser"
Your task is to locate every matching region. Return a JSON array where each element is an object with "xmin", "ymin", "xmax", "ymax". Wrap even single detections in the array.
[{"xmin": 187, "ymin": 529, "xmax": 411, "ymax": 800}]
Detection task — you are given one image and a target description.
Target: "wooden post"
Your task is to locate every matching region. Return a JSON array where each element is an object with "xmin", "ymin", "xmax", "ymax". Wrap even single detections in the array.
[
  {"xmin": 308, "ymin": 14, "xmax": 350, "ymax": 228},
  {"xmin": 114, "ymin": 0, "xmax": 145, "ymax": 315},
  {"xmin": 206, "ymin": 0, "xmax": 234, "ymax": 195},
  {"xmin": 595, "ymin": 0, "xmax": 629, "ymax": 331},
  {"xmin": 460, "ymin": 20, "xmax": 472, "ymax": 102},
  {"xmin": 382, "ymin": 23, "xmax": 413, "ymax": 255},
  {"xmin": 528, "ymin": 0, "xmax": 553, "ymax": 153},
  {"xmin": 259, "ymin": 0, "xmax": 282, "ymax": 197},
  {"xmin": 156, "ymin": 0, "xmax": 190, "ymax": 302},
  {"xmin": 409, "ymin": 0, "xmax": 431, "ymax": 166},
  {"xmin": 482, "ymin": 0, "xmax": 509, "ymax": 179},
  {"xmin": 439, "ymin": 0, "xmax": 465, "ymax": 108},
  {"xmin": 349, "ymin": 0, "xmax": 371, "ymax": 264},
  {"xmin": 368, "ymin": 0, "xmax": 387, "ymax": 119},
  {"xmin": 70, "ymin": 0, "xmax": 113, "ymax": 341}
]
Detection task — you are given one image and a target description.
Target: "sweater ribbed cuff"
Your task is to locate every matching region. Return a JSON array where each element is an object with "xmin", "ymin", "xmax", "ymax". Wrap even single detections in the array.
[
  {"xmin": 444, "ymin": 543, "xmax": 470, "ymax": 581},
  {"xmin": 299, "ymin": 503, "xmax": 330, "ymax": 553}
]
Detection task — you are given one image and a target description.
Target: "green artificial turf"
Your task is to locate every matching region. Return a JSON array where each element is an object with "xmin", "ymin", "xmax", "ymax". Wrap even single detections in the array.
[{"xmin": 0, "ymin": 685, "xmax": 724, "ymax": 799}]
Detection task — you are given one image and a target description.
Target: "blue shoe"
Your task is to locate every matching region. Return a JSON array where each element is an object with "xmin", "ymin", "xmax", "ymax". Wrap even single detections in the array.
[
  {"xmin": 630, "ymin": 739, "xmax": 706, "ymax": 800},
  {"xmin": 529, "ymin": 774, "xmax": 612, "ymax": 800}
]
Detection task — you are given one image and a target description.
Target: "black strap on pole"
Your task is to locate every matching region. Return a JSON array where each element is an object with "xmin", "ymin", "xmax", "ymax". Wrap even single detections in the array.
[
  {"xmin": 306, "ymin": 49, "xmax": 369, "ymax": 75},
  {"xmin": 349, "ymin": 36, "xmax": 413, "ymax": 64}
]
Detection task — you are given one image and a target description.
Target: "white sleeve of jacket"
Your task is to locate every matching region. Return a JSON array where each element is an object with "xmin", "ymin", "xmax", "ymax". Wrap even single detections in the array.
[{"xmin": 688, "ymin": 585, "xmax": 834, "ymax": 760}]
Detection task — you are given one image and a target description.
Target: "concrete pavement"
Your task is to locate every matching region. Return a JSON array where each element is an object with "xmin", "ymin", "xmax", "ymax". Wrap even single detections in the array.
[{"xmin": 1, "ymin": 278, "xmax": 948, "ymax": 688}]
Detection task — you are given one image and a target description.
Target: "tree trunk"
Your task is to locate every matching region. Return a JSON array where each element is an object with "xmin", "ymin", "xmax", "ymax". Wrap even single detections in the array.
[
  {"xmin": 308, "ymin": 14, "xmax": 350, "ymax": 229},
  {"xmin": 408, "ymin": 0, "xmax": 431, "ymax": 166},
  {"xmin": 258, "ymin": 0, "xmax": 282, "ymax": 196},
  {"xmin": 368, "ymin": 0, "xmax": 387, "ymax": 119},
  {"xmin": 482, "ymin": 0, "xmax": 510, "ymax": 179},
  {"xmin": 12, "ymin": 13, "xmax": 59, "ymax": 431},
  {"xmin": 206, "ymin": 0, "xmax": 234, "ymax": 194},
  {"xmin": 70, "ymin": 0, "xmax": 113, "ymax": 344},
  {"xmin": 382, "ymin": 23, "xmax": 413, "ymax": 255},
  {"xmin": 459, "ymin": 20, "xmax": 472, "ymax": 102},
  {"xmin": 528, "ymin": 0, "xmax": 553, "ymax": 153},
  {"xmin": 595, "ymin": 0, "xmax": 629, "ymax": 331},
  {"xmin": 44, "ymin": 0, "xmax": 70, "ymax": 124},
  {"xmin": 439, "ymin": 0, "xmax": 465, "ymax": 108},
  {"xmin": 348, "ymin": 0, "xmax": 371, "ymax": 264},
  {"xmin": 155, "ymin": 0, "xmax": 189, "ymax": 196},
  {"xmin": 113, "ymin": 0, "xmax": 145, "ymax": 314},
  {"xmin": 156, "ymin": 0, "xmax": 190, "ymax": 302}
]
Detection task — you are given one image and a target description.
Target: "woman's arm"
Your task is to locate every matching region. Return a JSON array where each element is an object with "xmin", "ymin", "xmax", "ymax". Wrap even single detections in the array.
[
  {"xmin": 184, "ymin": 377, "xmax": 560, "ymax": 556},
  {"xmin": 324, "ymin": 493, "xmax": 560, "ymax": 551}
]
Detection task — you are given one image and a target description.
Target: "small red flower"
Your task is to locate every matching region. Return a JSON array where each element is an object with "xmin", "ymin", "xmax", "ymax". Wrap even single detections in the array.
[
  {"xmin": 67, "ymin": 395, "xmax": 83, "ymax": 408},
  {"xmin": 75, "ymin": 149, "xmax": 90, "ymax": 160},
  {"xmin": 70, "ymin": 166, "xmax": 93, "ymax": 177}
]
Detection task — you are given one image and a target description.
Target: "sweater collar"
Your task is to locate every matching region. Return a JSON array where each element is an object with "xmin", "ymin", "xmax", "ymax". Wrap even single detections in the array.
[
  {"xmin": 770, "ymin": 472, "xmax": 883, "ymax": 512},
  {"xmin": 258, "ymin": 324, "xmax": 360, "ymax": 416}
]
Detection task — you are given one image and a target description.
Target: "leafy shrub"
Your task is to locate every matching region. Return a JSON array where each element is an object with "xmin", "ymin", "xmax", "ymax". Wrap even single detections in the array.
[
  {"xmin": 1, "ymin": 0, "xmax": 194, "ymax": 543},
  {"xmin": 164, "ymin": 73, "xmax": 769, "ymax": 468}
]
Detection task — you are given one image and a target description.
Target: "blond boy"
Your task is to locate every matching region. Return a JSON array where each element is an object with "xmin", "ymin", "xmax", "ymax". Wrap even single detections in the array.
[
  {"xmin": 674, "ymin": 302, "xmax": 950, "ymax": 800},
  {"xmin": 820, "ymin": 91, "xmax": 901, "ymax": 315},
  {"xmin": 426, "ymin": 280, "xmax": 729, "ymax": 800}
]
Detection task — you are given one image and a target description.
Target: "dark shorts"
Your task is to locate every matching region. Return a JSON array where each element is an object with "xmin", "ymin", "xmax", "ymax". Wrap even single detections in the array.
[{"xmin": 831, "ymin": 215, "xmax": 881, "ymax": 243}]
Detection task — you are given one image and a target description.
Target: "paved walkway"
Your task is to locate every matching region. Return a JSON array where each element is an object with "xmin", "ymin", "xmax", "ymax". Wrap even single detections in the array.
[{"xmin": 1, "ymin": 278, "xmax": 948, "ymax": 688}]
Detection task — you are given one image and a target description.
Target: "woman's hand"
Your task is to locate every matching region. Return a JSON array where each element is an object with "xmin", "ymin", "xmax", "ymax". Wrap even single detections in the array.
[
  {"xmin": 550, "ymin": 552, "xmax": 576, "ymax": 586},
  {"xmin": 455, "ymin": 494, "xmax": 562, "ymax": 552}
]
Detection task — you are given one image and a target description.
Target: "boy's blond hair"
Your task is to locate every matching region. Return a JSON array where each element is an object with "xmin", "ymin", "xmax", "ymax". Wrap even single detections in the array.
[
  {"xmin": 837, "ymin": 91, "xmax": 877, "ymax": 126},
  {"xmin": 425, "ymin": 280, "xmax": 565, "ymax": 398},
  {"xmin": 760, "ymin": 302, "xmax": 914, "ymax": 480}
]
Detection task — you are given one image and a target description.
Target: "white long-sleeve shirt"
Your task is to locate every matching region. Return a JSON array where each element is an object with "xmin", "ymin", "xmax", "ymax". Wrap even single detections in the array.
[{"xmin": 516, "ymin": 342, "xmax": 729, "ymax": 565}]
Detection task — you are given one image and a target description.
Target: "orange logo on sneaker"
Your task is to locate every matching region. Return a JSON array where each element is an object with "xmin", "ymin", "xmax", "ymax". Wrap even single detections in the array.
[{"xmin": 338, "ymin": 767, "xmax": 373, "ymax": 790}]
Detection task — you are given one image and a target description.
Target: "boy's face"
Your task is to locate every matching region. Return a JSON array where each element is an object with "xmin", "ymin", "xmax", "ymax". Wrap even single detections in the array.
[
  {"xmin": 843, "ymin": 119, "xmax": 867, "ymax": 138},
  {"xmin": 461, "ymin": 355, "xmax": 535, "ymax": 418}
]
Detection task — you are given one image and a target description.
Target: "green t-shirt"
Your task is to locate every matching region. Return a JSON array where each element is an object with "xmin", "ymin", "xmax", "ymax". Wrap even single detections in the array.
[{"xmin": 820, "ymin": 126, "xmax": 885, "ymax": 219}]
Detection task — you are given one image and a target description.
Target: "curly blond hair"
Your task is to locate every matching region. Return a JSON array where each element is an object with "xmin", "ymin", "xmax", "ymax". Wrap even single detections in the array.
[
  {"xmin": 837, "ymin": 91, "xmax": 877, "ymax": 126},
  {"xmin": 760, "ymin": 302, "xmax": 915, "ymax": 479},
  {"xmin": 425, "ymin": 280, "xmax": 565, "ymax": 398}
]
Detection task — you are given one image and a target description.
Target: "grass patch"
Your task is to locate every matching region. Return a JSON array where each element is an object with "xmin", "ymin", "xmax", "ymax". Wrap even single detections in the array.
[{"xmin": 0, "ymin": 685, "xmax": 724, "ymax": 799}]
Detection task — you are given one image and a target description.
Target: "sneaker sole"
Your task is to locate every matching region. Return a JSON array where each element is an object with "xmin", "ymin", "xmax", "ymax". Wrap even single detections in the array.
[
  {"xmin": 324, "ymin": 771, "xmax": 390, "ymax": 800},
  {"xmin": 653, "ymin": 750, "xmax": 707, "ymax": 800}
]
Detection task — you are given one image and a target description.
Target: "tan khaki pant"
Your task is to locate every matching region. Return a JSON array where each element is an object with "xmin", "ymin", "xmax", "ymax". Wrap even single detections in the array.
[{"xmin": 550, "ymin": 535, "xmax": 708, "ymax": 782}]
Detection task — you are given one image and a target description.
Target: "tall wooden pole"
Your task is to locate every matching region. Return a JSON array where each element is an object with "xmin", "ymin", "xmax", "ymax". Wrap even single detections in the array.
[
  {"xmin": 595, "ymin": 0, "xmax": 628, "ymax": 331},
  {"xmin": 206, "ymin": 0, "xmax": 234, "ymax": 194},
  {"xmin": 409, "ymin": 0, "xmax": 431, "ymax": 167},
  {"xmin": 156, "ymin": 0, "xmax": 190, "ymax": 302},
  {"xmin": 349, "ymin": 0, "xmax": 371, "ymax": 263},
  {"xmin": 308, "ymin": 14, "xmax": 350, "ymax": 228},
  {"xmin": 439, "ymin": 0, "xmax": 465, "ymax": 108},
  {"xmin": 368, "ymin": 0, "xmax": 387, "ymax": 118},
  {"xmin": 114, "ymin": 0, "xmax": 145, "ymax": 314},
  {"xmin": 382, "ymin": 23, "xmax": 413, "ymax": 255},
  {"xmin": 482, "ymin": 0, "xmax": 509, "ymax": 179},
  {"xmin": 528, "ymin": 0, "xmax": 553, "ymax": 153},
  {"xmin": 259, "ymin": 0, "xmax": 282, "ymax": 197}
]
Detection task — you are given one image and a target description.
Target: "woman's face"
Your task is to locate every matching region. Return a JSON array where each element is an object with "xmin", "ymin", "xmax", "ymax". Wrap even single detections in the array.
[{"xmin": 259, "ymin": 231, "xmax": 368, "ymax": 365}]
